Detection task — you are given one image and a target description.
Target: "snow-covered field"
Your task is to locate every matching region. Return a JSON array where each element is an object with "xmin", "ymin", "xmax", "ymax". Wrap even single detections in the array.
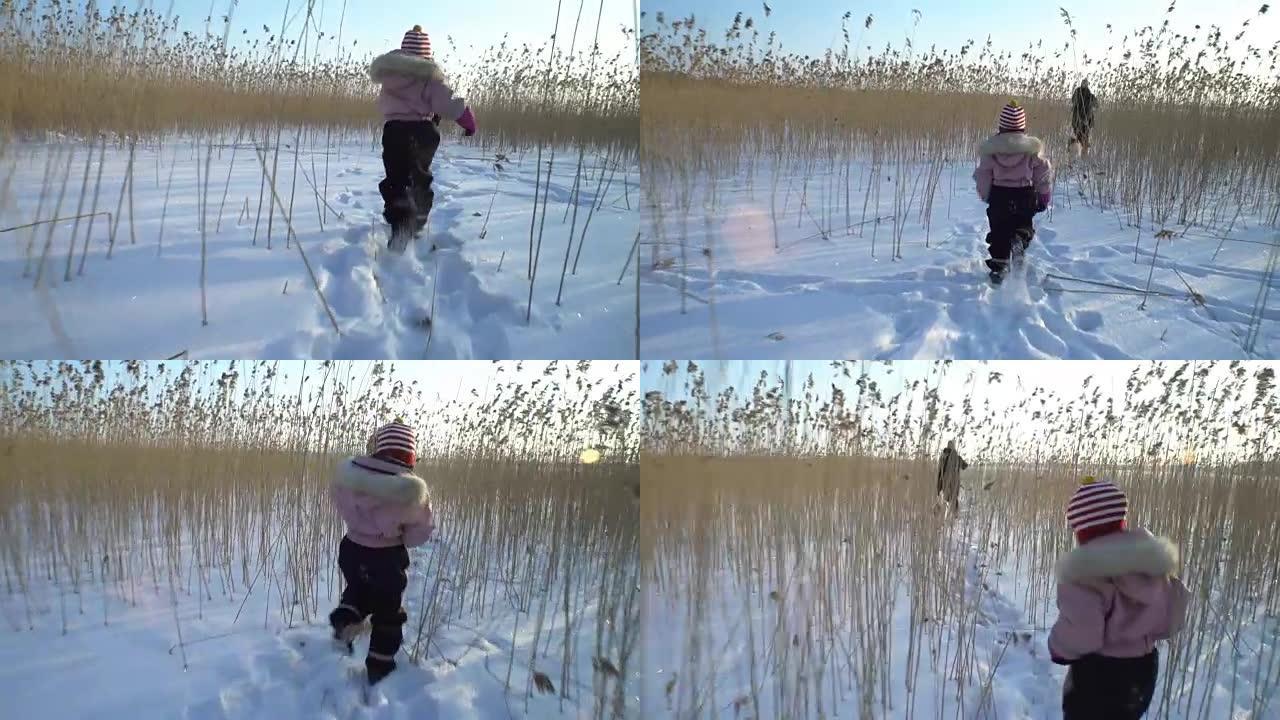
[
  {"xmin": 642, "ymin": 487, "xmax": 1280, "ymax": 720},
  {"xmin": 641, "ymin": 158, "xmax": 1278, "ymax": 360},
  {"xmin": 0, "ymin": 136, "xmax": 638, "ymax": 359},
  {"xmin": 0, "ymin": 521, "xmax": 634, "ymax": 720}
]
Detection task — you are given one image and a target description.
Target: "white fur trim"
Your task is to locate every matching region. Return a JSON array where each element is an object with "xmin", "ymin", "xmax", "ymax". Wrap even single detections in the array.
[
  {"xmin": 979, "ymin": 133, "xmax": 1044, "ymax": 157},
  {"xmin": 334, "ymin": 457, "xmax": 428, "ymax": 507},
  {"xmin": 1055, "ymin": 529, "xmax": 1179, "ymax": 583},
  {"xmin": 369, "ymin": 51, "xmax": 445, "ymax": 83}
]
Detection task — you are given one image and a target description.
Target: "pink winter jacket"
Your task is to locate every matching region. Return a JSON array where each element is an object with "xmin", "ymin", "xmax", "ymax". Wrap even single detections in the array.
[
  {"xmin": 331, "ymin": 457, "xmax": 435, "ymax": 548},
  {"xmin": 973, "ymin": 132, "xmax": 1054, "ymax": 202},
  {"xmin": 1048, "ymin": 528, "xmax": 1190, "ymax": 662},
  {"xmin": 368, "ymin": 50, "xmax": 469, "ymax": 123}
]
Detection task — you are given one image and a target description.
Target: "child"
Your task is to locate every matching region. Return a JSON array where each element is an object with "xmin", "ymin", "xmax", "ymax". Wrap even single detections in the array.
[
  {"xmin": 1048, "ymin": 478, "xmax": 1190, "ymax": 720},
  {"xmin": 973, "ymin": 100, "xmax": 1054, "ymax": 284},
  {"xmin": 368, "ymin": 26, "xmax": 478, "ymax": 245},
  {"xmin": 329, "ymin": 420, "xmax": 435, "ymax": 686}
]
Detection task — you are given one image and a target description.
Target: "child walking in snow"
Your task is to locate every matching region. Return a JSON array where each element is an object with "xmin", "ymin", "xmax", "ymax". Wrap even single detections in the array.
[
  {"xmin": 1049, "ymin": 478, "xmax": 1190, "ymax": 719},
  {"xmin": 368, "ymin": 25, "xmax": 477, "ymax": 246},
  {"xmin": 973, "ymin": 101, "xmax": 1054, "ymax": 284},
  {"xmin": 329, "ymin": 420, "xmax": 435, "ymax": 686}
]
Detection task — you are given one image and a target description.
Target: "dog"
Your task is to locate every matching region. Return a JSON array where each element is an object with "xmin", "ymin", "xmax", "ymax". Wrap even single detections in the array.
[{"xmin": 1067, "ymin": 136, "xmax": 1083, "ymax": 161}]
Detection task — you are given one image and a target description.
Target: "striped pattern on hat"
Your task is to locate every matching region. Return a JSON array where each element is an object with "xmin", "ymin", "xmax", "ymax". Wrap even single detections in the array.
[
  {"xmin": 401, "ymin": 25, "xmax": 432, "ymax": 58},
  {"xmin": 1066, "ymin": 479, "xmax": 1128, "ymax": 532},
  {"xmin": 373, "ymin": 421, "xmax": 416, "ymax": 467},
  {"xmin": 998, "ymin": 101, "xmax": 1027, "ymax": 132}
]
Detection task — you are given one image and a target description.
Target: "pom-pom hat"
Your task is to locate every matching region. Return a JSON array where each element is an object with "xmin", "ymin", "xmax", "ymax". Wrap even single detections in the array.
[
  {"xmin": 352, "ymin": 420, "xmax": 417, "ymax": 475},
  {"xmin": 401, "ymin": 25, "xmax": 432, "ymax": 58},
  {"xmin": 999, "ymin": 100, "xmax": 1027, "ymax": 132},
  {"xmin": 1066, "ymin": 476, "xmax": 1128, "ymax": 544}
]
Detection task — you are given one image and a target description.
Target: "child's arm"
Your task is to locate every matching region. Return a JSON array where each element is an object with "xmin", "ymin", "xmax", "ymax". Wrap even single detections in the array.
[
  {"xmin": 1032, "ymin": 154, "xmax": 1053, "ymax": 211},
  {"xmin": 1047, "ymin": 582, "xmax": 1106, "ymax": 663},
  {"xmin": 973, "ymin": 156, "xmax": 993, "ymax": 202},
  {"xmin": 425, "ymin": 81, "xmax": 475, "ymax": 135},
  {"xmin": 400, "ymin": 503, "xmax": 435, "ymax": 548},
  {"xmin": 1158, "ymin": 576, "xmax": 1191, "ymax": 640}
]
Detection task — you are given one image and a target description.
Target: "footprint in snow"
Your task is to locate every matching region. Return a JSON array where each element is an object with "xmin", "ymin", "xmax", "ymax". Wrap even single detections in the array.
[{"xmin": 1071, "ymin": 309, "xmax": 1104, "ymax": 332}]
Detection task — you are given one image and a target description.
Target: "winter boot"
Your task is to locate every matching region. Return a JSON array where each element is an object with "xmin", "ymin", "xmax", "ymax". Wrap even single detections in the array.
[
  {"xmin": 385, "ymin": 191, "xmax": 417, "ymax": 252},
  {"xmin": 366, "ymin": 656, "xmax": 396, "ymax": 686},
  {"xmin": 330, "ymin": 605, "xmax": 366, "ymax": 654}
]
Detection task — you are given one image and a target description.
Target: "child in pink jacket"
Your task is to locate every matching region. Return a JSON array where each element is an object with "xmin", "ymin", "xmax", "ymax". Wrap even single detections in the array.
[
  {"xmin": 328, "ymin": 420, "xmax": 435, "ymax": 686},
  {"xmin": 1049, "ymin": 478, "xmax": 1190, "ymax": 720},
  {"xmin": 973, "ymin": 100, "xmax": 1054, "ymax": 285},
  {"xmin": 368, "ymin": 26, "xmax": 478, "ymax": 246}
]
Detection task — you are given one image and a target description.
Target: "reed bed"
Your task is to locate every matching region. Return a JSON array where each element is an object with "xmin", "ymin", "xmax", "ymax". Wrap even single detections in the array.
[
  {"xmin": 0, "ymin": 360, "xmax": 639, "ymax": 718},
  {"xmin": 642, "ymin": 360, "xmax": 1279, "ymax": 719},
  {"xmin": 1, "ymin": 0, "xmax": 639, "ymax": 336},
  {"xmin": 641, "ymin": 5, "xmax": 1280, "ymax": 260},
  {"xmin": 0, "ymin": 1, "xmax": 638, "ymax": 150}
]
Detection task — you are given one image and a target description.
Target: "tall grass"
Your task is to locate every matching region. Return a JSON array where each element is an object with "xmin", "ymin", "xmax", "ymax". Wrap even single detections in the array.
[
  {"xmin": 0, "ymin": 360, "xmax": 639, "ymax": 718},
  {"xmin": 0, "ymin": 1, "xmax": 638, "ymax": 149},
  {"xmin": 1, "ymin": 0, "xmax": 639, "ymax": 342},
  {"xmin": 640, "ymin": 5, "xmax": 1280, "ymax": 300},
  {"xmin": 642, "ymin": 360, "xmax": 1279, "ymax": 719}
]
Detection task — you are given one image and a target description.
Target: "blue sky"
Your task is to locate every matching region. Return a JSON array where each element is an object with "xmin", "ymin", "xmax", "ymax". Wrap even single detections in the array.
[
  {"xmin": 643, "ymin": 0, "xmax": 1277, "ymax": 72},
  {"xmin": 149, "ymin": 0, "xmax": 636, "ymax": 68}
]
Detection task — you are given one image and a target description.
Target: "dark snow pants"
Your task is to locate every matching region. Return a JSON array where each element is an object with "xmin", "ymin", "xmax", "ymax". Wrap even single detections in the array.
[
  {"xmin": 378, "ymin": 118, "xmax": 442, "ymax": 236},
  {"xmin": 984, "ymin": 185, "xmax": 1039, "ymax": 275},
  {"xmin": 1062, "ymin": 650, "xmax": 1158, "ymax": 720},
  {"xmin": 329, "ymin": 536, "xmax": 410, "ymax": 683}
]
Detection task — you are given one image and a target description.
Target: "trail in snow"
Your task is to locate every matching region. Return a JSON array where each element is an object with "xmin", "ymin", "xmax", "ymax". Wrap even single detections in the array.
[
  {"xmin": 0, "ymin": 139, "xmax": 637, "ymax": 359},
  {"xmin": 0, "ymin": 537, "xmax": 618, "ymax": 720},
  {"xmin": 641, "ymin": 161, "xmax": 1278, "ymax": 360}
]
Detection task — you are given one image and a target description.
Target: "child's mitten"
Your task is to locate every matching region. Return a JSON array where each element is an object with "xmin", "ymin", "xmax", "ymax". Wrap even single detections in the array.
[
  {"xmin": 1036, "ymin": 192, "xmax": 1050, "ymax": 213},
  {"xmin": 457, "ymin": 107, "xmax": 477, "ymax": 137}
]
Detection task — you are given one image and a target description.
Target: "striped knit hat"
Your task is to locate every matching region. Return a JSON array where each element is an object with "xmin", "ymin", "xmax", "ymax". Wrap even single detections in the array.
[
  {"xmin": 1066, "ymin": 477, "xmax": 1128, "ymax": 544},
  {"xmin": 998, "ymin": 100, "xmax": 1027, "ymax": 132},
  {"xmin": 401, "ymin": 25, "xmax": 432, "ymax": 59},
  {"xmin": 353, "ymin": 420, "xmax": 417, "ymax": 475}
]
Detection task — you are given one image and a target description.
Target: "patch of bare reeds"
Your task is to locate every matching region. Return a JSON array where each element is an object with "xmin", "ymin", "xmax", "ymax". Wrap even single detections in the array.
[
  {"xmin": 642, "ymin": 359, "xmax": 1279, "ymax": 719},
  {"xmin": 640, "ymin": 5, "xmax": 1280, "ymax": 312},
  {"xmin": 0, "ymin": 359, "xmax": 639, "ymax": 718}
]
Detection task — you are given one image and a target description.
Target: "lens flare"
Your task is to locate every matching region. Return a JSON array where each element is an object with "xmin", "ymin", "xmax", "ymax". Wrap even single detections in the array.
[{"xmin": 579, "ymin": 448, "xmax": 601, "ymax": 464}]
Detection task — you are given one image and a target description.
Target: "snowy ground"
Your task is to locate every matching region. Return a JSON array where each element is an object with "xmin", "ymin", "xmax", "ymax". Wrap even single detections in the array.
[
  {"xmin": 641, "ymin": 157, "xmax": 1278, "ymax": 359},
  {"xmin": 642, "ymin": 496, "xmax": 1279, "ymax": 719},
  {"xmin": 0, "ymin": 533, "xmax": 629, "ymax": 719},
  {"xmin": 0, "ymin": 136, "xmax": 637, "ymax": 359}
]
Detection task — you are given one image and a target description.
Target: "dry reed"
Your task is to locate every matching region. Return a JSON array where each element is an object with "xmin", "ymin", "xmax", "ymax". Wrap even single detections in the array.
[
  {"xmin": 643, "ymin": 359, "xmax": 1279, "ymax": 719},
  {"xmin": 641, "ymin": 5, "xmax": 1280, "ymax": 313},
  {"xmin": 0, "ymin": 359, "xmax": 640, "ymax": 718}
]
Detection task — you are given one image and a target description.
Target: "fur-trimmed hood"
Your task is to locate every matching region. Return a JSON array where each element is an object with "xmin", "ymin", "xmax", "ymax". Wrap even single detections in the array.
[
  {"xmin": 369, "ymin": 50, "xmax": 446, "ymax": 83},
  {"xmin": 1055, "ymin": 528, "xmax": 1179, "ymax": 584},
  {"xmin": 979, "ymin": 132, "xmax": 1044, "ymax": 159},
  {"xmin": 334, "ymin": 456, "xmax": 428, "ymax": 508}
]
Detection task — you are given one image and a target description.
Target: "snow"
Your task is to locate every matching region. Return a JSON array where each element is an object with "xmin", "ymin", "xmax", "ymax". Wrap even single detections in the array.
[
  {"xmin": 642, "ymin": 485, "xmax": 1280, "ymax": 719},
  {"xmin": 641, "ymin": 157, "xmax": 1278, "ymax": 359},
  {"xmin": 0, "ymin": 136, "xmax": 637, "ymax": 359},
  {"xmin": 0, "ymin": 529, "xmax": 632, "ymax": 719}
]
